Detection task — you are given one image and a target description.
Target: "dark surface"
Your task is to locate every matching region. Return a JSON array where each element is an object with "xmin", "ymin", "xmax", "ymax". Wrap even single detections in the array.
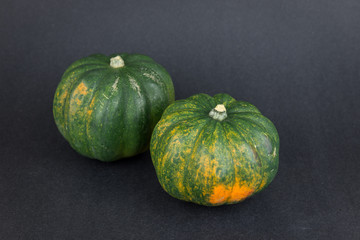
[{"xmin": 1, "ymin": 0, "xmax": 359, "ymax": 239}]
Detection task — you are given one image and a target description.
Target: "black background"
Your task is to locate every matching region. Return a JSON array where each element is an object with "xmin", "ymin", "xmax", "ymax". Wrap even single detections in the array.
[{"xmin": 1, "ymin": 0, "xmax": 359, "ymax": 239}]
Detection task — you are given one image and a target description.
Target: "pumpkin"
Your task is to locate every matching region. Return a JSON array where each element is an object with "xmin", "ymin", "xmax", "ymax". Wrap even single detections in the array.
[
  {"xmin": 150, "ymin": 93, "xmax": 279, "ymax": 206},
  {"xmin": 53, "ymin": 53, "xmax": 175, "ymax": 161}
]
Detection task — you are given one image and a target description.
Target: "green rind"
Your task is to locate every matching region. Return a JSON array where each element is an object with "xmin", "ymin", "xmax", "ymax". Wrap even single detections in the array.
[
  {"xmin": 150, "ymin": 93, "xmax": 279, "ymax": 206},
  {"xmin": 53, "ymin": 53, "xmax": 175, "ymax": 161}
]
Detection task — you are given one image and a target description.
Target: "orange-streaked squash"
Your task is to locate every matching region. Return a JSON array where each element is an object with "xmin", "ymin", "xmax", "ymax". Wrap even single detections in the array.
[{"xmin": 150, "ymin": 93, "xmax": 279, "ymax": 206}]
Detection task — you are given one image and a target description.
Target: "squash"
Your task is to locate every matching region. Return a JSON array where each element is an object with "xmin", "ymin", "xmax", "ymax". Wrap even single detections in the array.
[
  {"xmin": 150, "ymin": 93, "xmax": 279, "ymax": 206},
  {"xmin": 53, "ymin": 53, "xmax": 175, "ymax": 161}
]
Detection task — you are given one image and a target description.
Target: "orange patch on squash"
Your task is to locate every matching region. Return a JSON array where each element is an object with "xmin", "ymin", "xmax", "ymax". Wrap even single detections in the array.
[
  {"xmin": 209, "ymin": 185, "xmax": 228, "ymax": 204},
  {"xmin": 209, "ymin": 184, "xmax": 254, "ymax": 204},
  {"xmin": 73, "ymin": 82, "xmax": 88, "ymax": 96},
  {"xmin": 230, "ymin": 185, "xmax": 254, "ymax": 202}
]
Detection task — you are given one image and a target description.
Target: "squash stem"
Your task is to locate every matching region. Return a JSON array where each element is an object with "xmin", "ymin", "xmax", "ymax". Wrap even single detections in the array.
[
  {"xmin": 110, "ymin": 56, "xmax": 125, "ymax": 68},
  {"xmin": 209, "ymin": 104, "xmax": 227, "ymax": 121}
]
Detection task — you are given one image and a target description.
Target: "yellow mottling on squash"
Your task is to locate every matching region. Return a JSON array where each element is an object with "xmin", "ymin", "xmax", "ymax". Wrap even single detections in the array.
[
  {"xmin": 89, "ymin": 97, "xmax": 96, "ymax": 107},
  {"xmin": 161, "ymin": 152, "xmax": 171, "ymax": 168},
  {"xmin": 257, "ymin": 174, "xmax": 268, "ymax": 190},
  {"xmin": 169, "ymin": 128, "xmax": 178, "ymax": 136},
  {"xmin": 58, "ymin": 90, "xmax": 68, "ymax": 105},
  {"xmin": 177, "ymin": 181, "xmax": 185, "ymax": 194},
  {"xmin": 75, "ymin": 98, "xmax": 82, "ymax": 105},
  {"xmin": 86, "ymin": 97, "xmax": 96, "ymax": 116},
  {"xmin": 69, "ymin": 103, "xmax": 77, "ymax": 116},
  {"xmin": 73, "ymin": 82, "xmax": 88, "ymax": 96}
]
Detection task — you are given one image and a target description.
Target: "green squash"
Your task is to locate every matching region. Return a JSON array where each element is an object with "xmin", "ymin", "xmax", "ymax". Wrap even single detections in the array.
[
  {"xmin": 150, "ymin": 93, "xmax": 279, "ymax": 206},
  {"xmin": 53, "ymin": 53, "xmax": 175, "ymax": 161}
]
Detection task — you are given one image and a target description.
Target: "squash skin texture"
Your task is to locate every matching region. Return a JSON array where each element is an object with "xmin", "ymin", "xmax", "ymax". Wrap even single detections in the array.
[
  {"xmin": 150, "ymin": 93, "xmax": 279, "ymax": 206},
  {"xmin": 53, "ymin": 53, "xmax": 175, "ymax": 161}
]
